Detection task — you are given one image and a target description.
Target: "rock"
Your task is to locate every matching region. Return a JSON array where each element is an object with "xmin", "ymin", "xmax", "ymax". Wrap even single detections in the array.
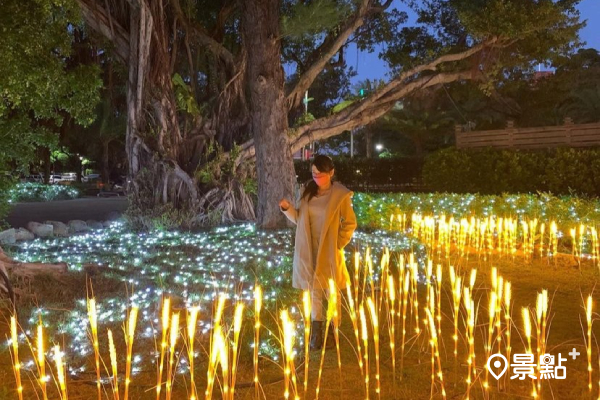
[
  {"xmin": 27, "ymin": 222, "xmax": 53, "ymax": 238},
  {"xmin": 45, "ymin": 221, "xmax": 70, "ymax": 237},
  {"xmin": 15, "ymin": 228, "xmax": 35, "ymax": 241},
  {"xmin": 105, "ymin": 211, "xmax": 122, "ymax": 221},
  {"xmin": 68, "ymin": 220, "xmax": 89, "ymax": 233},
  {"xmin": 0, "ymin": 228, "xmax": 16, "ymax": 245},
  {"xmin": 86, "ymin": 220, "xmax": 104, "ymax": 230}
]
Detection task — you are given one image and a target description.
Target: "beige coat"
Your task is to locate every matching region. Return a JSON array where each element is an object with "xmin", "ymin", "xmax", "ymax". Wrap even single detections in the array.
[{"xmin": 281, "ymin": 182, "xmax": 357, "ymax": 290}]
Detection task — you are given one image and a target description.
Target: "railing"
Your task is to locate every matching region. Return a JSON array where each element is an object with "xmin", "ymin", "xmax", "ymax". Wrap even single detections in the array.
[{"xmin": 455, "ymin": 119, "xmax": 600, "ymax": 149}]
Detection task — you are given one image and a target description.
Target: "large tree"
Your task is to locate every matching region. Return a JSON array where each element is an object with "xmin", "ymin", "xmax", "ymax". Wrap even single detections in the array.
[
  {"xmin": 0, "ymin": 0, "xmax": 102, "ymax": 219},
  {"xmin": 74, "ymin": 0, "xmax": 582, "ymax": 228}
]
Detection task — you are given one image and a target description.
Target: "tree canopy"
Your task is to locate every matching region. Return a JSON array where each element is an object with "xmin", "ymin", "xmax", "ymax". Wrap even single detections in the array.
[{"xmin": 0, "ymin": 0, "xmax": 585, "ymax": 227}]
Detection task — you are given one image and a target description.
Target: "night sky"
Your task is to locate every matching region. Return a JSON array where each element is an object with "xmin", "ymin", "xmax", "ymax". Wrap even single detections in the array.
[{"xmin": 351, "ymin": 0, "xmax": 600, "ymax": 85}]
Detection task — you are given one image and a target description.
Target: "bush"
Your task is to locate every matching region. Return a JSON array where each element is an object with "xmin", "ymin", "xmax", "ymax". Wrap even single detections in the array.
[
  {"xmin": 423, "ymin": 147, "xmax": 600, "ymax": 196},
  {"xmin": 294, "ymin": 157, "xmax": 424, "ymax": 190},
  {"xmin": 7, "ymin": 182, "xmax": 81, "ymax": 203}
]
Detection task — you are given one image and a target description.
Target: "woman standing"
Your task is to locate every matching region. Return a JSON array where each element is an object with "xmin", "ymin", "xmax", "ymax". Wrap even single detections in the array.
[{"xmin": 279, "ymin": 155, "xmax": 357, "ymax": 350}]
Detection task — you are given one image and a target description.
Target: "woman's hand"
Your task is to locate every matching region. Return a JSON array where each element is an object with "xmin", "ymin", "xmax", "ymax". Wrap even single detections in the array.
[{"xmin": 279, "ymin": 199, "xmax": 291, "ymax": 211}]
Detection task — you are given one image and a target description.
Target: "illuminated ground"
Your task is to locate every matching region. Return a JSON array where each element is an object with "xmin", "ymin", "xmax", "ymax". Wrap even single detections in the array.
[{"xmin": 0, "ymin": 223, "xmax": 598, "ymax": 399}]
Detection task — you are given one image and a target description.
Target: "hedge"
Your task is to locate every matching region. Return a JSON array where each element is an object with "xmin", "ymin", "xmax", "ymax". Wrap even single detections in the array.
[
  {"xmin": 294, "ymin": 157, "xmax": 424, "ymax": 190},
  {"xmin": 7, "ymin": 182, "xmax": 81, "ymax": 203},
  {"xmin": 423, "ymin": 147, "xmax": 600, "ymax": 197}
]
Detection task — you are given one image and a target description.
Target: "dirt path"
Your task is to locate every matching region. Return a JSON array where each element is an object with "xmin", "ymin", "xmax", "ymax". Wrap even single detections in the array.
[{"xmin": 5, "ymin": 197, "xmax": 127, "ymax": 228}]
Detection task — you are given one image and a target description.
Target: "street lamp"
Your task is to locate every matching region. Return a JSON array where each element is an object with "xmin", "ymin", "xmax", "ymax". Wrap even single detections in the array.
[{"xmin": 376, "ymin": 143, "xmax": 383, "ymax": 151}]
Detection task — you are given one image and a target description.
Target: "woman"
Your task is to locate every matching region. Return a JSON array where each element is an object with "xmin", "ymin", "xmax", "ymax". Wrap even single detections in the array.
[{"xmin": 279, "ymin": 155, "xmax": 357, "ymax": 350}]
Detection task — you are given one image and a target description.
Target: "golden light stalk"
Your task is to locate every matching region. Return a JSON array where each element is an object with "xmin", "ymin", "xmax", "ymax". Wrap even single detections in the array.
[
  {"xmin": 435, "ymin": 264, "xmax": 442, "ymax": 334},
  {"xmin": 400, "ymin": 270, "xmax": 410, "ymax": 381},
  {"xmin": 367, "ymin": 297, "xmax": 381, "ymax": 399},
  {"xmin": 254, "ymin": 285, "xmax": 263, "ymax": 399},
  {"xmin": 522, "ymin": 308, "xmax": 537, "ymax": 399},
  {"xmin": 354, "ymin": 251, "xmax": 360, "ymax": 310},
  {"xmin": 469, "ymin": 269, "xmax": 477, "ymax": 292},
  {"xmin": 535, "ymin": 290, "xmax": 548, "ymax": 395},
  {"xmin": 108, "ymin": 329, "xmax": 119, "ymax": 400},
  {"xmin": 280, "ymin": 309, "xmax": 297, "ymax": 400},
  {"xmin": 451, "ymin": 272, "xmax": 462, "ymax": 359},
  {"xmin": 316, "ymin": 281, "xmax": 339, "ymax": 400},
  {"xmin": 187, "ymin": 306, "xmax": 200, "ymax": 400},
  {"xmin": 217, "ymin": 327, "xmax": 230, "ymax": 399},
  {"xmin": 346, "ymin": 285, "xmax": 364, "ymax": 375},
  {"xmin": 157, "ymin": 297, "xmax": 171, "ymax": 400},
  {"xmin": 205, "ymin": 326, "xmax": 220, "ymax": 400},
  {"xmin": 585, "ymin": 295, "xmax": 593, "ymax": 392},
  {"xmin": 10, "ymin": 315, "xmax": 23, "ymax": 400},
  {"xmin": 206, "ymin": 295, "xmax": 226, "ymax": 400},
  {"xmin": 124, "ymin": 305, "xmax": 139, "ymax": 400},
  {"xmin": 427, "ymin": 288, "xmax": 436, "ymax": 399},
  {"xmin": 231, "ymin": 303, "xmax": 245, "ymax": 400},
  {"xmin": 329, "ymin": 279, "xmax": 343, "ymax": 391},
  {"xmin": 426, "ymin": 308, "xmax": 446, "ymax": 400},
  {"xmin": 496, "ymin": 276, "xmax": 504, "ymax": 357},
  {"xmin": 378, "ymin": 248, "xmax": 390, "ymax": 316},
  {"xmin": 504, "ymin": 281, "xmax": 512, "ymax": 390},
  {"xmin": 87, "ymin": 297, "xmax": 102, "ymax": 400},
  {"xmin": 463, "ymin": 288, "xmax": 475, "ymax": 400},
  {"xmin": 484, "ymin": 292, "xmax": 497, "ymax": 390},
  {"xmin": 360, "ymin": 304, "xmax": 370, "ymax": 400},
  {"xmin": 166, "ymin": 312, "xmax": 179, "ymax": 400},
  {"xmin": 411, "ymin": 257, "xmax": 420, "ymax": 335},
  {"xmin": 36, "ymin": 322, "xmax": 48, "ymax": 400},
  {"xmin": 386, "ymin": 275, "xmax": 397, "ymax": 397},
  {"xmin": 54, "ymin": 345, "xmax": 68, "ymax": 400}
]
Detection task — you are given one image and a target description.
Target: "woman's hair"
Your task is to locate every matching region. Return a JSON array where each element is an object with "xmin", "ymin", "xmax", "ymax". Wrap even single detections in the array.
[{"xmin": 301, "ymin": 155, "xmax": 335, "ymax": 201}]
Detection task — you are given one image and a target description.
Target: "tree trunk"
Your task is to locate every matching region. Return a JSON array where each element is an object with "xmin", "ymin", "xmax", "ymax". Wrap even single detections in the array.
[
  {"xmin": 42, "ymin": 147, "xmax": 51, "ymax": 184},
  {"xmin": 366, "ymin": 128, "xmax": 373, "ymax": 158},
  {"xmin": 414, "ymin": 136, "xmax": 424, "ymax": 158},
  {"xmin": 241, "ymin": 0, "xmax": 295, "ymax": 229},
  {"xmin": 102, "ymin": 140, "xmax": 110, "ymax": 184}
]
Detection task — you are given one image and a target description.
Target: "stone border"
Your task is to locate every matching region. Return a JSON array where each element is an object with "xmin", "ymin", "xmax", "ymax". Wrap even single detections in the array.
[{"xmin": 0, "ymin": 212, "xmax": 122, "ymax": 244}]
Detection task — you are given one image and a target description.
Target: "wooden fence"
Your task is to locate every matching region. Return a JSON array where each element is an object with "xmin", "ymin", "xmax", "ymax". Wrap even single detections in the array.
[{"xmin": 455, "ymin": 119, "xmax": 600, "ymax": 149}]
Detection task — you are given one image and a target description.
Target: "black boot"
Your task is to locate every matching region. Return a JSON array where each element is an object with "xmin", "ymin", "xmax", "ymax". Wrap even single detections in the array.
[
  {"xmin": 325, "ymin": 322, "xmax": 336, "ymax": 349},
  {"xmin": 310, "ymin": 320, "xmax": 324, "ymax": 351}
]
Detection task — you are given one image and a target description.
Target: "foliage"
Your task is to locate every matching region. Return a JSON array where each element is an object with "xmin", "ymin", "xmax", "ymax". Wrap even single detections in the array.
[
  {"xmin": 423, "ymin": 147, "xmax": 600, "ymax": 196},
  {"xmin": 7, "ymin": 183, "xmax": 81, "ymax": 203},
  {"xmin": 281, "ymin": 0, "xmax": 351, "ymax": 38},
  {"xmin": 293, "ymin": 112, "xmax": 316, "ymax": 127},
  {"xmin": 173, "ymin": 73, "xmax": 201, "ymax": 116},
  {"xmin": 0, "ymin": 0, "xmax": 101, "ymax": 219}
]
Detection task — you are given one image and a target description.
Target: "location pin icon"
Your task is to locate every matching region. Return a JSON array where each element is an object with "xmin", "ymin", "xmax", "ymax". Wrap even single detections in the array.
[{"xmin": 487, "ymin": 354, "xmax": 509, "ymax": 380}]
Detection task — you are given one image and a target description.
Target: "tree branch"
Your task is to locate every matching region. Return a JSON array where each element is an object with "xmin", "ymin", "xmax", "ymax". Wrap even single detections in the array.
[
  {"xmin": 78, "ymin": 0, "xmax": 130, "ymax": 63},
  {"xmin": 171, "ymin": 0, "xmax": 235, "ymax": 70},
  {"xmin": 234, "ymin": 39, "xmax": 500, "ymax": 165},
  {"xmin": 286, "ymin": 0, "xmax": 371, "ymax": 110},
  {"xmin": 289, "ymin": 70, "xmax": 480, "ymax": 153}
]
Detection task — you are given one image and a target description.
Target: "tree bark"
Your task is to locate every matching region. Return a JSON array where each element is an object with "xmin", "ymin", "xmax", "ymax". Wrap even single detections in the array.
[
  {"xmin": 365, "ymin": 127, "xmax": 373, "ymax": 158},
  {"xmin": 42, "ymin": 147, "xmax": 51, "ymax": 184},
  {"xmin": 102, "ymin": 140, "xmax": 110, "ymax": 184},
  {"xmin": 241, "ymin": 0, "xmax": 295, "ymax": 228}
]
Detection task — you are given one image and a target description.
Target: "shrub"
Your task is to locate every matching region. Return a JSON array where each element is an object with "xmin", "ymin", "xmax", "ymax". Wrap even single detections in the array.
[
  {"xmin": 423, "ymin": 147, "xmax": 600, "ymax": 197},
  {"xmin": 7, "ymin": 182, "xmax": 81, "ymax": 203},
  {"xmin": 294, "ymin": 157, "xmax": 424, "ymax": 190}
]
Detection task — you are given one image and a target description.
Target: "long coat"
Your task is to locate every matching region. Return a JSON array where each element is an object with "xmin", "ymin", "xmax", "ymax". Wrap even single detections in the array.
[{"xmin": 281, "ymin": 182, "xmax": 357, "ymax": 291}]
